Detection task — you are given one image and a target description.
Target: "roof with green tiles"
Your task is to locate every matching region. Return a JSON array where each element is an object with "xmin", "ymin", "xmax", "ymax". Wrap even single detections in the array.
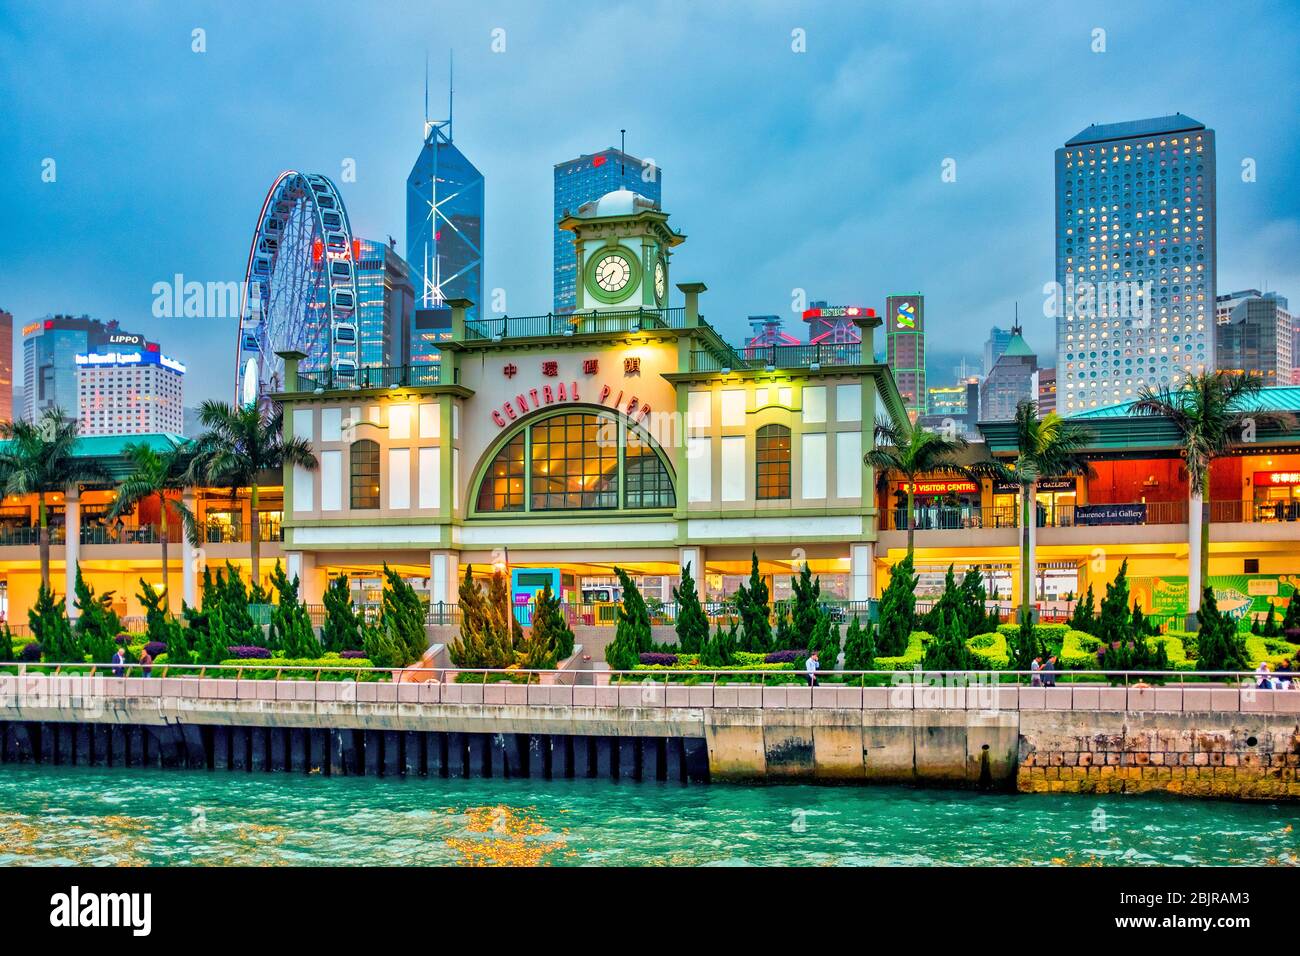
[{"xmin": 1073, "ymin": 386, "xmax": 1300, "ymax": 419}]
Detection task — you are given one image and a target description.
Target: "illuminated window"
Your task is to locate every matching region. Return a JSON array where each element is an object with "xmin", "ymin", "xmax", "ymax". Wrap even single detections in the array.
[
  {"xmin": 349, "ymin": 440, "xmax": 380, "ymax": 510},
  {"xmin": 476, "ymin": 432, "xmax": 524, "ymax": 513},
  {"xmin": 756, "ymin": 424, "xmax": 792, "ymax": 501}
]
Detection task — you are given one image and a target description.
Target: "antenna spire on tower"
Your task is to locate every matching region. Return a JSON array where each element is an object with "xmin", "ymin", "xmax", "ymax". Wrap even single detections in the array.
[
  {"xmin": 423, "ymin": 51, "xmax": 429, "ymax": 138},
  {"xmin": 448, "ymin": 49, "xmax": 454, "ymax": 142}
]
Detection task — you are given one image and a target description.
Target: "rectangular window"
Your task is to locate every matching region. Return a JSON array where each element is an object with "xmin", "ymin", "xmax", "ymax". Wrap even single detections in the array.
[
  {"xmin": 802, "ymin": 385, "xmax": 826, "ymax": 424},
  {"xmin": 836, "ymin": 384, "xmax": 862, "ymax": 422},
  {"xmin": 292, "ymin": 464, "xmax": 314, "ymax": 512},
  {"xmin": 835, "ymin": 431, "xmax": 862, "ymax": 498},
  {"xmin": 801, "ymin": 433, "xmax": 826, "ymax": 499},
  {"xmin": 755, "ymin": 425, "xmax": 791, "ymax": 500},
  {"xmin": 389, "ymin": 405, "xmax": 411, "ymax": 440},
  {"xmin": 321, "ymin": 406, "xmax": 342, "ymax": 442},
  {"xmin": 720, "ymin": 389, "xmax": 745, "ymax": 427},
  {"xmin": 292, "ymin": 408, "xmax": 314, "ymax": 443},
  {"xmin": 320, "ymin": 450, "xmax": 342, "ymax": 512},
  {"xmin": 687, "ymin": 437, "xmax": 712, "ymax": 502},
  {"xmin": 418, "ymin": 402, "xmax": 439, "ymax": 438},
  {"xmin": 388, "ymin": 448, "xmax": 410, "ymax": 509},
  {"xmin": 720, "ymin": 435, "xmax": 745, "ymax": 501},
  {"xmin": 418, "ymin": 447, "xmax": 440, "ymax": 509},
  {"xmin": 687, "ymin": 391, "xmax": 711, "ymax": 430}
]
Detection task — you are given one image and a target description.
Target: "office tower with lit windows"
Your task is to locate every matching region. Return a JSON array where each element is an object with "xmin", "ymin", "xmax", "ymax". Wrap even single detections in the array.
[
  {"xmin": 554, "ymin": 149, "xmax": 661, "ymax": 314},
  {"xmin": 22, "ymin": 315, "xmax": 142, "ymax": 420},
  {"xmin": 406, "ymin": 110, "xmax": 483, "ymax": 320},
  {"xmin": 885, "ymin": 294, "xmax": 925, "ymax": 419},
  {"xmin": 1215, "ymin": 290, "xmax": 1293, "ymax": 384},
  {"xmin": 981, "ymin": 324, "xmax": 1038, "ymax": 422},
  {"xmin": 1055, "ymin": 114, "xmax": 1216, "ymax": 414},
  {"xmin": 353, "ymin": 238, "xmax": 415, "ymax": 369}
]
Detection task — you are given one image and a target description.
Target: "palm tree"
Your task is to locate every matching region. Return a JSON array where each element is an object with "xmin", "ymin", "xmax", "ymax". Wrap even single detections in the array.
[
  {"xmin": 864, "ymin": 418, "xmax": 973, "ymax": 556},
  {"xmin": 189, "ymin": 400, "xmax": 317, "ymax": 587},
  {"xmin": 0, "ymin": 409, "xmax": 108, "ymax": 590},
  {"xmin": 1004, "ymin": 401, "xmax": 1094, "ymax": 623},
  {"xmin": 108, "ymin": 439, "xmax": 200, "ymax": 605},
  {"xmin": 1131, "ymin": 370, "xmax": 1293, "ymax": 618}
]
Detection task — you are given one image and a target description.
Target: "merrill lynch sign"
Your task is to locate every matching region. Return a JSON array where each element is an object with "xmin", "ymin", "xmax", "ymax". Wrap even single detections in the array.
[{"xmin": 1075, "ymin": 503, "xmax": 1146, "ymax": 526}]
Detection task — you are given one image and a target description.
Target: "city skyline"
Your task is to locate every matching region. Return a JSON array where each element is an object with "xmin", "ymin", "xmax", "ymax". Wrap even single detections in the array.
[{"xmin": 2, "ymin": 1, "xmax": 1298, "ymax": 406}]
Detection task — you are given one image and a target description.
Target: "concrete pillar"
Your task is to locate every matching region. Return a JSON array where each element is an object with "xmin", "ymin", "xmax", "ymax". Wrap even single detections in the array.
[
  {"xmin": 429, "ymin": 550, "xmax": 460, "ymax": 611},
  {"xmin": 849, "ymin": 542, "xmax": 875, "ymax": 603},
  {"xmin": 64, "ymin": 484, "xmax": 80, "ymax": 614},
  {"xmin": 182, "ymin": 489, "xmax": 198, "ymax": 609},
  {"xmin": 286, "ymin": 550, "xmax": 326, "ymax": 606}
]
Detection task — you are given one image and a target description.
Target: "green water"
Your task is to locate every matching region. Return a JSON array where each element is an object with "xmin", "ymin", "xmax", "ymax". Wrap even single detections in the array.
[{"xmin": 0, "ymin": 766, "xmax": 1296, "ymax": 866}]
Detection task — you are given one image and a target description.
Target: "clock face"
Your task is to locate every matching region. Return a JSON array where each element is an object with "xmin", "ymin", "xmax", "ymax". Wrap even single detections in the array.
[
  {"xmin": 654, "ymin": 259, "xmax": 666, "ymax": 304},
  {"xmin": 593, "ymin": 252, "xmax": 633, "ymax": 294}
]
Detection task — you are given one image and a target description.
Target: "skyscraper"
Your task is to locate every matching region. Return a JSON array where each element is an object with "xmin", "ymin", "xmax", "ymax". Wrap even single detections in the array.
[
  {"xmin": 983, "ymin": 326, "xmax": 1012, "ymax": 376},
  {"xmin": 0, "ymin": 309, "xmax": 12, "ymax": 422},
  {"xmin": 981, "ymin": 324, "xmax": 1038, "ymax": 422},
  {"xmin": 1214, "ymin": 290, "xmax": 1293, "ymax": 384},
  {"xmin": 406, "ymin": 94, "xmax": 483, "ymax": 319},
  {"xmin": 885, "ymin": 294, "xmax": 925, "ymax": 419},
  {"xmin": 353, "ymin": 238, "xmax": 415, "ymax": 369},
  {"xmin": 77, "ymin": 346, "xmax": 185, "ymax": 436},
  {"xmin": 22, "ymin": 315, "xmax": 141, "ymax": 420},
  {"xmin": 1055, "ymin": 114, "xmax": 1216, "ymax": 415},
  {"xmin": 553, "ymin": 149, "xmax": 661, "ymax": 314}
]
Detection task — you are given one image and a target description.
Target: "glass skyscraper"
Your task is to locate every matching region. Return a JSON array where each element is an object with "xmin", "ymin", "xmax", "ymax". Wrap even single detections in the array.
[
  {"xmin": 1055, "ymin": 114, "xmax": 1216, "ymax": 415},
  {"xmin": 22, "ymin": 315, "xmax": 128, "ymax": 420},
  {"xmin": 553, "ymin": 149, "xmax": 661, "ymax": 314},
  {"xmin": 353, "ymin": 238, "xmax": 414, "ymax": 369},
  {"xmin": 406, "ymin": 120, "xmax": 483, "ymax": 320}
]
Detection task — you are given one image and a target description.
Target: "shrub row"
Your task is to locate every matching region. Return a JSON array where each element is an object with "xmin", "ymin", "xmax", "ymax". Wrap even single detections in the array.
[{"xmin": 215, "ymin": 655, "xmax": 381, "ymax": 681}]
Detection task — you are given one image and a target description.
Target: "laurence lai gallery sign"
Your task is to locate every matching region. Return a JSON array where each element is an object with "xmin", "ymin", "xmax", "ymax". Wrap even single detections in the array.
[{"xmin": 1074, "ymin": 503, "xmax": 1147, "ymax": 526}]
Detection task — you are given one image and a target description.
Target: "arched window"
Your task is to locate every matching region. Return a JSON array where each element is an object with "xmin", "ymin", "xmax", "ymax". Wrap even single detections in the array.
[
  {"xmin": 476, "ymin": 432, "xmax": 524, "ymax": 513},
  {"xmin": 473, "ymin": 411, "xmax": 675, "ymax": 514},
  {"xmin": 755, "ymin": 424, "xmax": 792, "ymax": 500},
  {"xmin": 350, "ymin": 439, "xmax": 380, "ymax": 509}
]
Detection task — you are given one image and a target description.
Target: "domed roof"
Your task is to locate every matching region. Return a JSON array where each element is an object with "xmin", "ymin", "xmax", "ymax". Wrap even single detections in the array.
[{"xmin": 576, "ymin": 188, "xmax": 658, "ymax": 218}]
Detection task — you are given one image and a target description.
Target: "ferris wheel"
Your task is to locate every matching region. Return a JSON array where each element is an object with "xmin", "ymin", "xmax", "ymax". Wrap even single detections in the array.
[{"xmin": 234, "ymin": 171, "xmax": 359, "ymax": 407}]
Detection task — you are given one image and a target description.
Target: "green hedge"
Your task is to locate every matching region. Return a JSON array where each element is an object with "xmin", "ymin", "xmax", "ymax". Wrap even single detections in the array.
[
  {"xmin": 1059, "ymin": 629, "xmax": 1101, "ymax": 668},
  {"xmin": 966, "ymin": 632, "xmax": 1009, "ymax": 669},
  {"xmin": 875, "ymin": 631, "xmax": 929, "ymax": 670},
  {"xmin": 1246, "ymin": 635, "xmax": 1295, "ymax": 667},
  {"xmin": 996, "ymin": 622, "xmax": 1069, "ymax": 650},
  {"xmin": 634, "ymin": 651, "xmax": 796, "ymax": 673},
  {"xmin": 216, "ymin": 655, "xmax": 382, "ymax": 681}
]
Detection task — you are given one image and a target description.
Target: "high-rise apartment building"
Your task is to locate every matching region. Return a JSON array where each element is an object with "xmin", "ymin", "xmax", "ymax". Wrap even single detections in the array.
[
  {"xmin": 0, "ymin": 309, "xmax": 12, "ymax": 422},
  {"xmin": 885, "ymin": 294, "xmax": 925, "ymax": 419},
  {"xmin": 1215, "ymin": 290, "xmax": 1293, "ymax": 384},
  {"xmin": 76, "ymin": 346, "xmax": 185, "ymax": 435},
  {"xmin": 353, "ymin": 238, "xmax": 415, "ymax": 369},
  {"xmin": 1055, "ymin": 114, "xmax": 1216, "ymax": 414},
  {"xmin": 1036, "ymin": 367, "xmax": 1057, "ymax": 416},
  {"xmin": 554, "ymin": 149, "xmax": 661, "ymax": 314},
  {"xmin": 406, "ymin": 112, "xmax": 483, "ymax": 319}
]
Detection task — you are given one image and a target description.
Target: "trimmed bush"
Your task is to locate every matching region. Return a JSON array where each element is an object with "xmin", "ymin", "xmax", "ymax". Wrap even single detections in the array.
[
  {"xmin": 874, "ymin": 631, "xmax": 928, "ymax": 670},
  {"xmin": 20, "ymin": 642, "xmax": 42, "ymax": 663},
  {"xmin": 966, "ymin": 632, "xmax": 1009, "ymax": 669},
  {"xmin": 217, "ymin": 655, "xmax": 380, "ymax": 681},
  {"xmin": 226, "ymin": 645, "xmax": 273, "ymax": 659},
  {"xmin": 764, "ymin": 649, "xmax": 807, "ymax": 664},
  {"xmin": 639, "ymin": 652, "xmax": 678, "ymax": 666},
  {"xmin": 1059, "ymin": 629, "xmax": 1102, "ymax": 669}
]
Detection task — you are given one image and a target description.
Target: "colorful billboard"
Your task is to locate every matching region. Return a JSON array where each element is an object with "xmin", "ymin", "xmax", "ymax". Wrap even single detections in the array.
[{"xmin": 1129, "ymin": 573, "xmax": 1299, "ymax": 624}]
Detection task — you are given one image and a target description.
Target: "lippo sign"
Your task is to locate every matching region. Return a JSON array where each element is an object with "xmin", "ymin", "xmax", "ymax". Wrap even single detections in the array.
[{"xmin": 1074, "ymin": 503, "xmax": 1146, "ymax": 526}]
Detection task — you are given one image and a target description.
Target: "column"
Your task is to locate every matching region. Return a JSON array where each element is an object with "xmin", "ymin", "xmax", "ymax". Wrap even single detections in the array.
[
  {"xmin": 64, "ymin": 484, "xmax": 80, "ymax": 615},
  {"xmin": 849, "ymin": 542, "xmax": 875, "ymax": 603},
  {"xmin": 429, "ymin": 551, "xmax": 460, "ymax": 621},
  {"xmin": 182, "ymin": 489, "xmax": 197, "ymax": 609}
]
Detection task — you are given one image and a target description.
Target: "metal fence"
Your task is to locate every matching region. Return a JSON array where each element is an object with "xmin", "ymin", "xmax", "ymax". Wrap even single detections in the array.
[{"xmin": 466, "ymin": 307, "xmax": 686, "ymax": 340}]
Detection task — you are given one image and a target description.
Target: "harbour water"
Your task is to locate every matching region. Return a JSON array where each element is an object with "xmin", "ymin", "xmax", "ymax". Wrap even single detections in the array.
[{"xmin": 0, "ymin": 766, "xmax": 1296, "ymax": 866}]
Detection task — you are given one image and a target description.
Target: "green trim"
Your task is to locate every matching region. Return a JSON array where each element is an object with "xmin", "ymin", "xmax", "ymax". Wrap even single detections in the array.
[{"xmin": 584, "ymin": 245, "xmax": 641, "ymax": 305}]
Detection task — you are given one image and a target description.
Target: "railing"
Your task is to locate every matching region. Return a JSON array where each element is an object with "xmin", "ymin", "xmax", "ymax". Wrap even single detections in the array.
[
  {"xmin": 200, "ymin": 521, "xmax": 284, "ymax": 544},
  {"xmin": 297, "ymin": 363, "xmax": 442, "ymax": 392},
  {"xmin": 886, "ymin": 505, "xmax": 1019, "ymax": 531},
  {"xmin": 465, "ymin": 307, "xmax": 686, "ymax": 341},
  {"xmin": 1211, "ymin": 499, "xmax": 1300, "ymax": 524},
  {"xmin": 691, "ymin": 342, "xmax": 864, "ymax": 372},
  {"xmin": 0, "ymin": 527, "xmax": 64, "ymax": 546},
  {"xmin": 0, "ymin": 664, "xmax": 1285, "ymax": 714},
  {"xmin": 419, "ymin": 598, "xmax": 880, "ymax": 628}
]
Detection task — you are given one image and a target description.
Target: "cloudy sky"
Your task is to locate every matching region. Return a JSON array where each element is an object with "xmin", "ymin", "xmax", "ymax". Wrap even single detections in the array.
[{"xmin": 2, "ymin": 0, "xmax": 1298, "ymax": 404}]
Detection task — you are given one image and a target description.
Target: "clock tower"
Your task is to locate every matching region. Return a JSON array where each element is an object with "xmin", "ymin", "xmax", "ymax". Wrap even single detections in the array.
[{"xmin": 557, "ymin": 188, "xmax": 684, "ymax": 313}]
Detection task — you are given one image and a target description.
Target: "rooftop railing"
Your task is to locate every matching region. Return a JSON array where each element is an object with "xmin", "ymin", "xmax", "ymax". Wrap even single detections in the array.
[
  {"xmin": 465, "ymin": 307, "xmax": 686, "ymax": 340},
  {"xmin": 297, "ymin": 363, "xmax": 442, "ymax": 392},
  {"xmin": 691, "ymin": 342, "xmax": 864, "ymax": 372}
]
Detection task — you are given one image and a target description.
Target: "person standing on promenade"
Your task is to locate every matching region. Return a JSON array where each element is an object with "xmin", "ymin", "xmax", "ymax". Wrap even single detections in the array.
[{"xmin": 806, "ymin": 650, "xmax": 820, "ymax": 688}]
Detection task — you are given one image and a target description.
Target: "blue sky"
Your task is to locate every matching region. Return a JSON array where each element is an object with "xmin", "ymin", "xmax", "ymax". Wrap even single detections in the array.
[{"xmin": 2, "ymin": 0, "xmax": 1298, "ymax": 404}]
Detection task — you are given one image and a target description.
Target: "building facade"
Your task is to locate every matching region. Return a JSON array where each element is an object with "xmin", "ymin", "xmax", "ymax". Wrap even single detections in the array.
[
  {"xmin": 1036, "ymin": 367, "xmax": 1057, "ymax": 416},
  {"xmin": 353, "ymin": 238, "xmax": 415, "ymax": 369},
  {"xmin": 554, "ymin": 149, "xmax": 662, "ymax": 314},
  {"xmin": 76, "ymin": 347, "xmax": 185, "ymax": 436},
  {"xmin": 980, "ymin": 324, "xmax": 1037, "ymax": 421},
  {"xmin": 983, "ymin": 326, "xmax": 1012, "ymax": 376},
  {"xmin": 406, "ymin": 119, "xmax": 483, "ymax": 319},
  {"xmin": 885, "ymin": 294, "xmax": 925, "ymax": 419},
  {"xmin": 1215, "ymin": 290, "xmax": 1292, "ymax": 384},
  {"xmin": 272, "ymin": 194, "xmax": 903, "ymax": 613},
  {"xmin": 1055, "ymin": 114, "xmax": 1216, "ymax": 415}
]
